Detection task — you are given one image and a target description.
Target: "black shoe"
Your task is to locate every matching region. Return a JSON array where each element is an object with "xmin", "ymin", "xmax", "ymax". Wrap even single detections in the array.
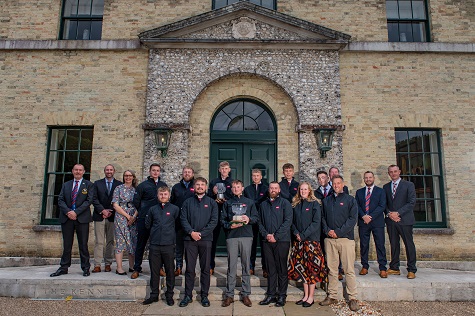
[
  {"xmin": 166, "ymin": 297, "xmax": 174, "ymax": 306},
  {"xmin": 116, "ymin": 270, "xmax": 127, "ymax": 275},
  {"xmin": 129, "ymin": 268, "xmax": 134, "ymax": 272},
  {"xmin": 259, "ymin": 296, "xmax": 277, "ymax": 305},
  {"xmin": 302, "ymin": 301, "xmax": 314, "ymax": 308},
  {"xmin": 275, "ymin": 297, "xmax": 286, "ymax": 307},
  {"xmin": 83, "ymin": 269, "xmax": 90, "ymax": 277},
  {"xmin": 201, "ymin": 296, "xmax": 210, "ymax": 307},
  {"xmin": 50, "ymin": 268, "xmax": 68, "ymax": 277},
  {"xmin": 295, "ymin": 299, "xmax": 304, "ymax": 305},
  {"xmin": 143, "ymin": 297, "xmax": 158, "ymax": 305},
  {"xmin": 179, "ymin": 296, "xmax": 193, "ymax": 307}
]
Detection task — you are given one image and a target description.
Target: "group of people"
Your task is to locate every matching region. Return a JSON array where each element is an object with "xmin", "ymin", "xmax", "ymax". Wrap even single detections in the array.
[{"xmin": 50, "ymin": 161, "xmax": 417, "ymax": 312}]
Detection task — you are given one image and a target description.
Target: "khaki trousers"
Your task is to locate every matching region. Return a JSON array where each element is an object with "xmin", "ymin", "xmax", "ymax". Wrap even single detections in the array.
[
  {"xmin": 324, "ymin": 238, "xmax": 357, "ymax": 300},
  {"xmin": 93, "ymin": 220, "xmax": 115, "ymax": 266}
]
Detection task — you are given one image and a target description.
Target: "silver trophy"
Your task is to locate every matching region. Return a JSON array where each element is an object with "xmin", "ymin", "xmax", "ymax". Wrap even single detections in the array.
[
  {"xmin": 216, "ymin": 183, "xmax": 226, "ymax": 200},
  {"xmin": 231, "ymin": 203, "xmax": 248, "ymax": 223}
]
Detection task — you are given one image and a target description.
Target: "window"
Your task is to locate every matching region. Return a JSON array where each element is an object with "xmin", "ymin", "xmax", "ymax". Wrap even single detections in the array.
[
  {"xmin": 386, "ymin": 0, "xmax": 429, "ymax": 42},
  {"xmin": 212, "ymin": 99, "xmax": 275, "ymax": 131},
  {"xmin": 395, "ymin": 129, "xmax": 446, "ymax": 227},
  {"xmin": 41, "ymin": 127, "xmax": 94, "ymax": 224},
  {"xmin": 213, "ymin": 0, "xmax": 276, "ymax": 10},
  {"xmin": 60, "ymin": 0, "xmax": 104, "ymax": 40}
]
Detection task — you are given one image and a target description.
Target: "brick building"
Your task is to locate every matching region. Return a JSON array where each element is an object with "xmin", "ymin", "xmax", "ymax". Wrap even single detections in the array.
[{"xmin": 0, "ymin": 0, "xmax": 473, "ymax": 260}]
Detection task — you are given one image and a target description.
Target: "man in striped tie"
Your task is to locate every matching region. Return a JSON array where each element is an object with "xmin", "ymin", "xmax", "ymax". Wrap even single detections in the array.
[
  {"xmin": 355, "ymin": 171, "xmax": 388, "ymax": 278},
  {"xmin": 51, "ymin": 164, "xmax": 94, "ymax": 277}
]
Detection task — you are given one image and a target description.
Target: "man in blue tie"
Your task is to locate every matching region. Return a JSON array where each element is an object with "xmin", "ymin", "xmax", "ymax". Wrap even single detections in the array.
[
  {"xmin": 51, "ymin": 164, "xmax": 94, "ymax": 277},
  {"xmin": 355, "ymin": 171, "xmax": 387, "ymax": 278},
  {"xmin": 91, "ymin": 164, "xmax": 122, "ymax": 273}
]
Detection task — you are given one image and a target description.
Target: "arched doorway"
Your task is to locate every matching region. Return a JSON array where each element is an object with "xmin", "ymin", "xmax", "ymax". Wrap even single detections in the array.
[
  {"xmin": 210, "ymin": 98, "xmax": 277, "ymax": 255},
  {"xmin": 209, "ymin": 98, "xmax": 277, "ymax": 184}
]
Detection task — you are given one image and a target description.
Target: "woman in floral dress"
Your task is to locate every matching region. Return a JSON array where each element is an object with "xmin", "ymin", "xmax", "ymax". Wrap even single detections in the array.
[{"xmin": 112, "ymin": 170, "xmax": 138, "ymax": 275}]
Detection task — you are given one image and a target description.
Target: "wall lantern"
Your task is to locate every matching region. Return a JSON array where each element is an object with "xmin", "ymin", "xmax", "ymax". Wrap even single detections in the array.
[
  {"xmin": 154, "ymin": 129, "xmax": 172, "ymax": 157},
  {"xmin": 314, "ymin": 128, "xmax": 335, "ymax": 158}
]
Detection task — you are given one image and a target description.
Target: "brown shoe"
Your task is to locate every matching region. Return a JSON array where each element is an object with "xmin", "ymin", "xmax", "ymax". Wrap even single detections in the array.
[
  {"xmin": 387, "ymin": 269, "xmax": 401, "ymax": 275},
  {"xmin": 349, "ymin": 299, "xmax": 359, "ymax": 311},
  {"xmin": 319, "ymin": 297, "xmax": 338, "ymax": 306},
  {"xmin": 338, "ymin": 273, "xmax": 343, "ymax": 280},
  {"xmin": 104, "ymin": 265, "xmax": 111, "ymax": 272},
  {"xmin": 250, "ymin": 269, "xmax": 254, "ymax": 275},
  {"xmin": 159, "ymin": 268, "xmax": 165, "ymax": 277},
  {"xmin": 407, "ymin": 272, "xmax": 416, "ymax": 279},
  {"xmin": 210, "ymin": 269, "xmax": 214, "ymax": 275},
  {"xmin": 174, "ymin": 268, "xmax": 181, "ymax": 276},
  {"xmin": 242, "ymin": 296, "xmax": 252, "ymax": 307},
  {"xmin": 222, "ymin": 296, "xmax": 233, "ymax": 307},
  {"xmin": 263, "ymin": 270, "xmax": 268, "ymax": 278},
  {"xmin": 92, "ymin": 266, "xmax": 101, "ymax": 273},
  {"xmin": 131, "ymin": 271, "xmax": 140, "ymax": 279},
  {"xmin": 359, "ymin": 268, "xmax": 368, "ymax": 275},
  {"xmin": 379, "ymin": 270, "xmax": 388, "ymax": 278}
]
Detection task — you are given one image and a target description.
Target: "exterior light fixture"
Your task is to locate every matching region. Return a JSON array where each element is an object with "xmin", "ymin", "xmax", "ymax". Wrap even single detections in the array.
[
  {"xmin": 314, "ymin": 128, "xmax": 335, "ymax": 158},
  {"xmin": 154, "ymin": 129, "xmax": 172, "ymax": 157}
]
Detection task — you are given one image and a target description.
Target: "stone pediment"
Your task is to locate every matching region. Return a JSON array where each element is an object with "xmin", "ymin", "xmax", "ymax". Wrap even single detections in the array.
[{"xmin": 139, "ymin": 1, "xmax": 350, "ymax": 50}]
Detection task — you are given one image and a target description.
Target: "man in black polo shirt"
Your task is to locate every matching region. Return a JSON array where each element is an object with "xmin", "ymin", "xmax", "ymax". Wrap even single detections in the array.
[
  {"xmin": 131, "ymin": 163, "xmax": 167, "ymax": 279},
  {"xmin": 143, "ymin": 186, "xmax": 179, "ymax": 306},
  {"xmin": 258, "ymin": 181, "xmax": 293, "ymax": 307},
  {"xmin": 179, "ymin": 177, "xmax": 218, "ymax": 308}
]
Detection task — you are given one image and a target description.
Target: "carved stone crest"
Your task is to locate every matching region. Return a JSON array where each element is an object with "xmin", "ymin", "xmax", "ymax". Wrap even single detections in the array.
[{"xmin": 232, "ymin": 17, "xmax": 256, "ymax": 39}]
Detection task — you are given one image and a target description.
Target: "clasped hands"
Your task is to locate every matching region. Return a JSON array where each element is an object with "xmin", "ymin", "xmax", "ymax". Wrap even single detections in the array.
[
  {"xmin": 266, "ymin": 233, "xmax": 276, "ymax": 243},
  {"xmin": 67, "ymin": 210, "xmax": 77, "ymax": 220},
  {"xmin": 388, "ymin": 211, "xmax": 401, "ymax": 222},
  {"xmin": 191, "ymin": 231, "xmax": 202, "ymax": 241}
]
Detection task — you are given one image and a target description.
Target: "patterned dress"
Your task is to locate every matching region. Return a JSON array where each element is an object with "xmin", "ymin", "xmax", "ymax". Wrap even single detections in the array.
[
  {"xmin": 112, "ymin": 184, "xmax": 138, "ymax": 254},
  {"xmin": 287, "ymin": 200, "xmax": 327, "ymax": 284}
]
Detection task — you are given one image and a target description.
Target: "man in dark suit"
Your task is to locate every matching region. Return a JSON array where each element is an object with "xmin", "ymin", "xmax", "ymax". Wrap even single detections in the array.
[
  {"xmin": 51, "ymin": 164, "xmax": 94, "ymax": 277},
  {"xmin": 355, "ymin": 171, "xmax": 388, "ymax": 278},
  {"xmin": 383, "ymin": 164, "xmax": 417, "ymax": 279},
  {"xmin": 91, "ymin": 164, "xmax": 122, "ymax": 273},
  {"xmin": 314, "ymin": 170, "xmax": 333, "ymax": 200}
]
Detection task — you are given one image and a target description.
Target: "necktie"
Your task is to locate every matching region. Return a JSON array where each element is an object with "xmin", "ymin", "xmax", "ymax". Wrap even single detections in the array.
[
  {"xmin": 392, "ymin": 182, "xmax": 398, "ymax": 199},
  {"xmin": 323, "ymin": 187, "xmax": 328, "ymax": 198},
  {"xmin": 365, "ymin": 188, "xmax": 371, "ymax": 214},
  {"xmin": 107, "ymin": 181, "xmax": 112, "ymax": 194},
  {"xmin": 71, "ymin": 180, "xmax": 79, "ymax": 209}
]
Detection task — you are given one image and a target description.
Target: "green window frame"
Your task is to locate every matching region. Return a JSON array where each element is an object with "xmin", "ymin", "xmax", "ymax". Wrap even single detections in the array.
[
  {"xmin": 41, "ymin": 126, "xmax": 94, "ymax": 224},
  {"xmin": 60, "ymin": 0, "xmax": 104, "ymax": 40},
  {"xmin": 386, "ymin": 0, "xmax": 430, "ymax": 42},
  {"xmin": 394, "ymin": 129, "xmax": 446, "ymax": 228},
  {"xmin": 213, "ymin": 0, "xmax": 276, "ymax": 10}
]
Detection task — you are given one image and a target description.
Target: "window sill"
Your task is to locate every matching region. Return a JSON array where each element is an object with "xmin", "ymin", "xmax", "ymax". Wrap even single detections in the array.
[
  {"xmin": 32, "ymin": 225, "xmax": 61, "ymax": 232},
  {"xmin": 414, "ymin": 228, "xmax": 454, "ymax": 235}
]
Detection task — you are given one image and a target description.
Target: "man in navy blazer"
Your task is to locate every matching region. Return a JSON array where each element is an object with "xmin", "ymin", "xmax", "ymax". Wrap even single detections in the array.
[
  {"xmin": 91, "ymin": 164, "xmax": 122, "ymax": 273},
  {"xmin": 51, "ymin": 164, "xmax": 94, "ymax": 277},
  {"xmin": 383, "ymin": 165, "xmax": 417, "ymax": 279},
  {"xmin": 355, "ymin": 171, "xmax": 387, "ymax": 278}
]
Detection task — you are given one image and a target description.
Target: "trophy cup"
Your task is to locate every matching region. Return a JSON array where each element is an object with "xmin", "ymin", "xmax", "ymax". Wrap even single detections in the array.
[
  {"xmin": 216, "ymin": 183, "xmax": 226, "ymax": 200},
  {"xmin": 231, "ymin": 203, "xmax": 248, "ymax": 225}
]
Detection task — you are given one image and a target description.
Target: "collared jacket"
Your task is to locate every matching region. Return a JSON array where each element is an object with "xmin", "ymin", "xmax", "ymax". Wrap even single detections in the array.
[
  {"xmin": 145, "ymin": 202, "xmax": 179, "ymax": 246},
  {"xmin": 171, "ymin": 178, "xmax": 196, "ymax": 230},
  {"xmin": 322, "ymin": 192, "xmax": 358, "ymax": 240},
  {"xmin": 258, "ymin": 196, "xmax": 293, "ymax": 242},
  {"xmin": 180, "ymin": 195, "xmax": 218, "ymax": 241},
  {"xmin": 92, "ymin": 178, "xmax": 122, "ymax": 222},
  {"xmin": 221, "ymin": 195, "xmax": 258, "ymax": 239},
  {"xmin": 279, "ymin": 177, "xmax": 299, "ymax": 203},
  {"xmin": 243, "ymin": 182, "xmax": 268, "ymax": 207},
  {"xmin": 133, "ymin": 176, "xmax": 167, "ymax": 219},
  {"xmin": 291, "ymin": 199, "xmax": 321, "ymax": 242}
]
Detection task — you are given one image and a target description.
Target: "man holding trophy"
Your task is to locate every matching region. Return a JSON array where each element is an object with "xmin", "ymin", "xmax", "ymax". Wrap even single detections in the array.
[{"xmin": 221, "ymin": 180, "xmax": 258, "ymax": 308}]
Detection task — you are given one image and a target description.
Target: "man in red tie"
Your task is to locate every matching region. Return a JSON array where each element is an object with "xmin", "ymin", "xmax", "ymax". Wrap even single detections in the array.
[
  {"xmin": 355, "ymin": 171, "xmax": 388, "ymax": 278},
  {"xmin": 51, "ymin": 164, "xmax": 94, "ymax": 277}
]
